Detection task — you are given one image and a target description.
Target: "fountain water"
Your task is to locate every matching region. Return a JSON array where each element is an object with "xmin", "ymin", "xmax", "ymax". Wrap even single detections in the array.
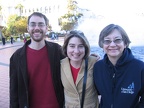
[
  {"xmin": 75, "ymin": 10, "xmax": 144, "ymax": 61},
  {"xmin": 76, "ymin": 10, "xmax": 105, "ymax": 47}
]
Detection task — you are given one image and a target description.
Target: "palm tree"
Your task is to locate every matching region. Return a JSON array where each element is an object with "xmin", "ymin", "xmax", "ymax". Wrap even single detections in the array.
[{"xmin": 15, "ymin": 4, "xmax": 24, "ymax": 16}]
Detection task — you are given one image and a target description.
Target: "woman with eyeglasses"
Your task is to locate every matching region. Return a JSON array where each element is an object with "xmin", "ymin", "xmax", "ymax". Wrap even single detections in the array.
[
  {"xmin": 93, "ymin": 24, "xmax": 144, "ymax": 108},
  {"xmin": 61, "ymin": 30, "xmax": 99, "ymax": 108}
]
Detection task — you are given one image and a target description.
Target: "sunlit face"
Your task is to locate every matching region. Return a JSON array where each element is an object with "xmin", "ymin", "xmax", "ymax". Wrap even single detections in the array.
[
  {"xmin": 27, "ymin": 15, "xmax": 48, "ymax": 42},
  {"xmin": 103, "ymin": 29, "xmax": 126, "ymax": 59},
  {"xmin": 67, "ymin": 37, "xmax": 85, "ymax": 63}
]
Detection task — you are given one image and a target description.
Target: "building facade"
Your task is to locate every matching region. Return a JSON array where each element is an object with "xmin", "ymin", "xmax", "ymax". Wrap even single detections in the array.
[{"xmin": 0, "ymin": 0, "xmax": 67, "ymax": 32}]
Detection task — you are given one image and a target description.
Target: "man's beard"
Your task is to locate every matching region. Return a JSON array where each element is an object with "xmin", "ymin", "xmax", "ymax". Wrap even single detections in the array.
[
  {"xmin": 30, "ymin": 30, "xmax": 45, "ymax": 42},
  {"xmin": 30, "ymin": 34, "xmax": 45, "ymax": 42}
]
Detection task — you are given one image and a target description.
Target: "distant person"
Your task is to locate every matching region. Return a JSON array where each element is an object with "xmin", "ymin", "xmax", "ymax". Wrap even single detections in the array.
[
  {"xmin": 2, "ymin": 37, "xmax": 6, "ymax": 45},
  {"xmin": 10, "ymin": 12, "xmax": 65, "ymax": 108},
  {"xmin": 10, "ymin": 36, "xmax": 13, "ymax": 44},
  {"xmin": 51, "ymin": 32, "xmax": 56, "ymax": 40},
  {"xmin": 93, "ymin": 24, "xmax": 144, "ymax": 108},
  {"xmin": 24, "ymin": 37, "xmax": 27, "ymax": 43},
  {"xmin": 61, "ymin": 30, "xmax": 99, "ymax": 108},
  {"xmin": 55, "ymin": 33, "xmax": 58, "ymax": 40}
]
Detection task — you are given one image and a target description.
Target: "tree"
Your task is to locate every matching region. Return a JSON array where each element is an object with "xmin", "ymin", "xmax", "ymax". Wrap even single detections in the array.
[
  {"xmin": 7, "ymin": 14, "xmax": 18, "ymax": 36},
  {"xmin": 14, "ymin": 16, "xmax": 27, "ymax": 37},
  {"xmin": 15, "ymin": 4, "xmax": 24, "ymax": 16},
  {"xmin": 2, "ymin": 27, "xmax": 11, "ymax": 37},
  {"xmin": 5, "ymin": 15, "xmax": 27, "ymax": 39},
  {"xmin": 59, "ymin": 0, "xmax": 83, "ymax": 32}
]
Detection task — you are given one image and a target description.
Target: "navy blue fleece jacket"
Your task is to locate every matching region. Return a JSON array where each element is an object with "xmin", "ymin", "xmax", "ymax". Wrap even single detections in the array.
[{"xmin": 93, "ymin": 48, "xmax": 144, "ymax": 108}]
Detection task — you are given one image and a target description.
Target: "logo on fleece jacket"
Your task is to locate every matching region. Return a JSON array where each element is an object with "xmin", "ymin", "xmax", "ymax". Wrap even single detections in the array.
[{"xmin": 121, "ymin": 82, "xmax": 134, "ymax": 94}]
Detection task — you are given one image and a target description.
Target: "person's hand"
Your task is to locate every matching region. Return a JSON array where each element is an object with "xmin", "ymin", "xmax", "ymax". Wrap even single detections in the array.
[{"xmin": 90, "ymin": 53, "xmax": 100, "ymax": 61}]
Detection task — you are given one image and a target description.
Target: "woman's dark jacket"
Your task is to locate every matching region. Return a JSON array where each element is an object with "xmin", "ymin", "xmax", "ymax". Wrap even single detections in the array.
[
  {"xmin": 93, "ymin": 48, "xmax": 144, "ymax": 108},
  {"xmin": 10, "ymin": 40, "xmax": 65, "ymax": 108}
]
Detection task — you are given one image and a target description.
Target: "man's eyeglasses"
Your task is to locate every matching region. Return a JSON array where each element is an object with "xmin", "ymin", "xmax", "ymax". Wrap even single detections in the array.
[
  {"xmin": 29, "ymin": 23, "xmax": 46, "ymax": 28},
  {"xmin": 103, "ymin": 38, "xmax": 123, "ymax": 45}
]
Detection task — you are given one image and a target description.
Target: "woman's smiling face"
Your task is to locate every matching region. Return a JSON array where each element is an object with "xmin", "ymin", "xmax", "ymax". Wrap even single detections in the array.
[
  {"xmin": 67, "ymin": 37, "xmax": 85, "ymax": 62},
  {"xmin": 103, "ymin": 29, "xmax": 126, "ymax": 59}
]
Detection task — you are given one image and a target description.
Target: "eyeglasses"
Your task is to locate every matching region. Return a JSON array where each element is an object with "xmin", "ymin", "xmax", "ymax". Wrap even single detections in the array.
[
  {"xmin": 103, "ymin": 38, "xmax": 123, "ymax": 45},
  {"xmin": 29, "ymin": 23, "xmax": 46, "ymax": 28}
]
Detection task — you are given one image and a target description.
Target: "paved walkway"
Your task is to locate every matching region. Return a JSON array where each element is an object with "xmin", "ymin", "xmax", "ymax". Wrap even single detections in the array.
[
  {"xmin": 0, "ymin": 41, "xmax": 24, "ymax": 108},
  {"xmin": 0, "ymin": 38, "xmax": 64, "ymax": 108}
]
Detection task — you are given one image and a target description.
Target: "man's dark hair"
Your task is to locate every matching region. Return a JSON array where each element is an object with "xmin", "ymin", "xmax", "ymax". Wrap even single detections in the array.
[{"xmin": 27, "ymin": 12, "xmax": 49, "ymax": 26}]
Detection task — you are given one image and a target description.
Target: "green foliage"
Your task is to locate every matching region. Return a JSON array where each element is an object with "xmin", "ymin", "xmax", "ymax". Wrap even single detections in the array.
[
  {"xmin": 6, "ymin": 35, "xmax": 19, "ymax": 41},
  {"xmin": 15, "ymin": 4, "xmax": 24, "ymax": 9},
  {"xmin": 2, "ymin": 14, "xmax": 27, "ymax": 39},
  {"xmin": 67, "ymin": 0, "xmax": 77, "ymax": 13},
  {"xmin": 13, "ymin": 36, "xmax": 20, "ymax": 41},
  {"xmin": 15, "ymin": 4, "xmax": 24, "ymax": 16},
  {"xmin": 48, "ymin": 24, "xmax": 52, "ymax": 31},
  {"xmin": 59, "ymin": 0, "xmax": 83, "ymax": 31},
  {"xmin": 61, "ymin": 22, "xmax": 75, "ymax": 31},
  {"xmin": 7, "ymin": 14, "xmax": 18, "ymax": 35},
  {"xmin": 15, "ymin": 16, "xmax": 27, "ymax": 34},
  {"xmin": 2, "ymin": 27, "xmax": 11, "ymax": 37}
]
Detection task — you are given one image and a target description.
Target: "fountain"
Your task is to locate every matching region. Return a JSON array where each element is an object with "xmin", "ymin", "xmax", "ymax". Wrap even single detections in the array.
[{"xmin": 75, "ymin": 9, "xmax": 144, "ymax": 61}]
